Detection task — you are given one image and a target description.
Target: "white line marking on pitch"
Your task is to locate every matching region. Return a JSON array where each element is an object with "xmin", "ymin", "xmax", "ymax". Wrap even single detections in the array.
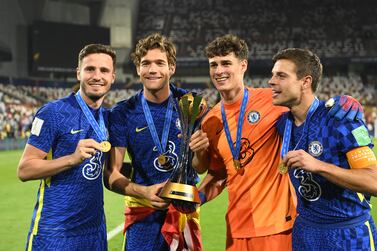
[{"xmin": 107, "ymin": 223, "xmax": 123, "ymax": 241}]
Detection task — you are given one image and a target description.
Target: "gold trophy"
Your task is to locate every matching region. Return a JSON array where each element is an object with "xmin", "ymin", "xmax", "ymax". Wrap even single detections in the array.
[{"xmin": 159, "ymin": 93, "xmax": 207, "ymax": 213}]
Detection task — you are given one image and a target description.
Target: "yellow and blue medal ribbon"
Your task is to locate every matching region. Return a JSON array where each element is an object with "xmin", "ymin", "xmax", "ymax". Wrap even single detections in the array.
[
  {"xmin": 141, "ymin": 93, "xmax": 174, "ymax": 165},
  {"xmin": 280, "ymin": 97, "xmax": 320, "ymax": 174},
  {"xmin": 221, "ymin": 88, "xmax": 248, "ymax": 171},
  {"xmin": 75, "ymin": 91, "xmax": 110, "ymax": 152}
]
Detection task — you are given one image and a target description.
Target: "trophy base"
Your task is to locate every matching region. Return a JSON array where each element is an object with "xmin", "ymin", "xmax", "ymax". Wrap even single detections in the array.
[{"xmin": 159, "ymin": 181, "xmax": 200, "ymax": 203}]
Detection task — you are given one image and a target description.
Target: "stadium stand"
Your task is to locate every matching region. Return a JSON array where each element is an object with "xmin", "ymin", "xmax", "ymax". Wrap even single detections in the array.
[
  {"xmin": 1, "ymin": 71, "xmax": 376, "ymax": 141},
  {"xmin": 135, "ymin": 0, "xmax": 377, "ymax": 59},
  {"xmin": 0, "ymin": 0, "xmax": 376, "ymax": 142}
]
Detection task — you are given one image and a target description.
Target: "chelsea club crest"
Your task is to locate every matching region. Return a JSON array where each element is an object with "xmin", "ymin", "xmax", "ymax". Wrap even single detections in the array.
[
  {"xmin": 308, "ymin": 141, "xmax": 323, "ymax": 157},
  {"xmin": 247, "ymin": 111, "xmax": 260, "ymax": 124},
  {"xmin": 176, "ymin": 118, "xmax": 181, "ymax": 131}
]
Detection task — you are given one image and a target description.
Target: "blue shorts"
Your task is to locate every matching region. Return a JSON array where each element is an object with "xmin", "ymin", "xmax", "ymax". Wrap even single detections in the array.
[
  {"xmin": 25, "ymin": 226, "xmax": 107, "ymax": 251},
  {"xmin": 293, "ymin": 215, "xmax": 377, "ymax": 251},
  {"xmin": 124, "ymin": 210, "xmax": 168, "ymax": 251}
]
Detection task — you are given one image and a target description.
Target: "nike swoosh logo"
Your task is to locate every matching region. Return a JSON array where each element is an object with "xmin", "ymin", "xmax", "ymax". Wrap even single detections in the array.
[
  {"xmin": 70, "ymin": 129, "xmax": 83, "ymax": 134},
  {"xmin": 135, "ymin": 126, "xmax": 148, "ymax": 133}
]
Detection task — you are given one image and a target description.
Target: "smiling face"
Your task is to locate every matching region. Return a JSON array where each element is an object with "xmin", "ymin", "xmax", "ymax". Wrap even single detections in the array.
[
  {"xmin": 268, "ymin": 59, "xmax": 306, "ymax": 108},
  {"xmin": 137, "ymin": 48, "xmax": 175, "ymax": 95},
  {"xmin": 208, "ymin": 52, "xmax": 247, "ymax": 94},
  {"xmin": 76, "ymin": 53, "xmax": 115, "ymax": 105}
]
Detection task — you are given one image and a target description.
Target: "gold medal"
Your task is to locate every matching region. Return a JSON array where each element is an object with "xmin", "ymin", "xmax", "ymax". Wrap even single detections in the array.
[
  {"xmin": 100, "ymin": 141, "xmax": 111, "ymax": 152},
  {"xmin": 278, "ymin": 163, "xmax": 288, "ymax": 174},
  {"xmin": 158, "ymin": 154, "xmax": 166, "ymax": 165},
  {"xmin": 233, "ymin": 159, "xmax": 241, "ymax": 171}
]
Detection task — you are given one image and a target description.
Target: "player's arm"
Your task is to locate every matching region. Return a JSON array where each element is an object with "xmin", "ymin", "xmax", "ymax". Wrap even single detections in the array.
[
  {"xmin": 104, "ymin": 146, "xmax": 169, "ymax": 209},
  {"xmin": 283, "ymin": 147, "xmax": 377, "ymax": 196},
  {"xmin": 198, "ymin": 168, "xmax": 227, "ymax": 204},
  {"xmin": 190, "ymin": 129, "xmax": 210, "ymax": 174},
  {"xmin": 17, "ymin": 139, "xmax": 102, "ymax": 181}
]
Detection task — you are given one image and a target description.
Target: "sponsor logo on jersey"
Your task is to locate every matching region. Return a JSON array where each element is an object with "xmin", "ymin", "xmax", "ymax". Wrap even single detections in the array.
[
  {"xmin": 153, "ymin": 141, "xmax": 178, "ymax": 172},
  {"xmin": 135, "ymin": 126, "xmax": 148, "ymax": 133},
  {"xmin": 82, "ymin": 151, "xmax": 103, "ymax": 180},
  {"xmin": 70, "ymin": 129, "xmax": 83, "ymax": 134},
  {"xmin": 294, "ymin": 169, "xmax": 322, "ymax": 201}
]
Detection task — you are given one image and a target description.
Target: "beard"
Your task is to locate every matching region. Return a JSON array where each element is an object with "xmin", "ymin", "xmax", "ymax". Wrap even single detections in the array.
[{"xmin": 80, "ymin": 82, "xmax": 110, "ymax": 102}]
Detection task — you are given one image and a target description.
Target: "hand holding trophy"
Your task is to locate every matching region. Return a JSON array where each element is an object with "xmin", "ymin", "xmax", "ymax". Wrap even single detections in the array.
[{"xmin": 159, "ymin": 93, "xmax": 208, "ymax": 213}]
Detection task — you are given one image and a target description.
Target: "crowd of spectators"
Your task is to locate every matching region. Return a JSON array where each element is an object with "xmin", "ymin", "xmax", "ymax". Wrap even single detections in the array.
[
  {"xmin": 1, "ymin": 71, "xmax": 376, "ymax": 141},
  {"xmin": 135, "ymin": 0, "xmax": 377, "ymax": 59},
  {"xmin": 0, "ymin": 90, "xmax": 36, "ymax": 140}
]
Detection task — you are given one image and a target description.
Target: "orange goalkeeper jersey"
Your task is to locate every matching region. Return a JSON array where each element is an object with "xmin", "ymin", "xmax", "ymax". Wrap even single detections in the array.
[{"xmin": 202, "ymin": 87, "xmax": 296, "ymax": 238}]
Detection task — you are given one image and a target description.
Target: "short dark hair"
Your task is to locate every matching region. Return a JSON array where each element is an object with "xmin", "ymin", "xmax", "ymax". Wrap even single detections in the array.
[
  {"xmin": 272, "ymin": 48, "xmax": 323, "ymax": 92},
  {"xmin": 205, "ymin": 34, "xmax": 248, "ymax": 60},
  {"xmin": 130, "ymin": 33, "xmax": 176, "ymax": 67},
  {"xmin": 78, "ymin": 44, "xmax": 116, "ymax": 70}
]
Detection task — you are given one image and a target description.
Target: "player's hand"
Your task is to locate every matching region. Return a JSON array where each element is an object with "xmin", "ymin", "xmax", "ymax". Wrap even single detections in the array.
[
  {"xmin": 144, "ymin": 182, "xmax": 171, "ymax": 210},
  {"xmin": 326, "ymin": 95, "xmax": 364, "ymax": 121},
  {"xmin": 189, "ymin": 130, "xmax": 209, "ymax": 153},
  {"xmin": 71, "ymin": 139, "xmax": 102, "ymax": 165},
  {"xmin": 283, "ymin": 150, "xmax": 322, "ymax": 173}
]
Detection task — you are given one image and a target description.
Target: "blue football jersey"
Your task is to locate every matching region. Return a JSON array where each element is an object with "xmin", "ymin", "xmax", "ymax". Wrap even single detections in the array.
[
  {"xmin": 27, "ymin": 93, "xmax": 108, "ymax": 237},
  {"xmin": 109, "ymin": 85, "xmax": 188, "ymax": 185},
  {"xmin": 276, "ymin": 100, "xmax": 374, "ymax": 224}
]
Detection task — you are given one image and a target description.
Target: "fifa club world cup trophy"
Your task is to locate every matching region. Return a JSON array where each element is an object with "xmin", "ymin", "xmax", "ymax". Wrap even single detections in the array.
[{"xmin": 159, "ymin": 93, "xmax": 208, "ymax": 213}]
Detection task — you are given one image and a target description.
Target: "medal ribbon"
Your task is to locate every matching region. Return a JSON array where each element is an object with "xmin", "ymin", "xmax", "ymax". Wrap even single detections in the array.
[
  {"xmin": 75, "ymin": 91, "xmax": 106, "ymax": 141},
  {"xmin": 221, "ymin": 88, "xmax": 249, "ymax": 163},
  {"xmin": 141, "ymin": 93, "xmax": 174, "ymax": 156},
  {"xmin": 281, "ymin": 97, "xmax": 320, "ymax": 159}
]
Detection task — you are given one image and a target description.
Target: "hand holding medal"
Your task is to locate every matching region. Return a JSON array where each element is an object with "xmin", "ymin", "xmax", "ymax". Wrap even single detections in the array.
[
  {"xmin": 280, "ymin": 97, "xmax": 320, "ymax": 175},
  {"xmin": 75, "ymin": 91, "xmax": 111, "ymax": 156},
  {"xmin": 100, "ymin": 141, "xmax": 111, "ymax": 152}
]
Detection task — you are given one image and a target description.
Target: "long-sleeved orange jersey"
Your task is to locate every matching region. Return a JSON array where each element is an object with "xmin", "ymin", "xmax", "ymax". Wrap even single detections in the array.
[{"xmin": 202, "ymin": 87, "xmax": 296, "ymax": 238}]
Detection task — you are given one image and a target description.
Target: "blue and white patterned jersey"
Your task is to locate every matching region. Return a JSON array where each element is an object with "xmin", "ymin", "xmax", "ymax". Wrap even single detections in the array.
[
  {"xmin": 109, "ymin": 85, "xmax": 188, "ymax": 185},
  {"xmin": 277, "ymin": 100, "xmax": 374, "ymax": 224},
  {"xmin": 27, "ymin": 93, "xmax": 108, "ymax": 236}
]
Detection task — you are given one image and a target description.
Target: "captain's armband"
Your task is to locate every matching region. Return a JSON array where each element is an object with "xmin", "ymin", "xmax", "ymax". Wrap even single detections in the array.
[{"xmin": 346, "ymin": 146, "xmax": 377, "ymax": 169}]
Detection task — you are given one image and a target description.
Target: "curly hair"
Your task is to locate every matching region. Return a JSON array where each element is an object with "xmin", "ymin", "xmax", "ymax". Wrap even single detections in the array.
[
  {"xmin": 130, "ymin": 33, "xmax": 176, "ymax": 67},
  {"xmin": 205, "ymin": 34, "xmax": 248, "ymax": 60}
]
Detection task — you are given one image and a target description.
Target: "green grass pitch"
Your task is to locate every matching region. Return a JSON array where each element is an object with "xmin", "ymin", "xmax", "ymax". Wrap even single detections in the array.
[{"xmin": 1, "ymin": 139, "xmax": 376, "ymax": 250}]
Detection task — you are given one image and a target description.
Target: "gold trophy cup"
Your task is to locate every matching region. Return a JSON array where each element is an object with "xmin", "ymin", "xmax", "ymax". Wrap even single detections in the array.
[{"xmin": 159, "ymin": 93, "xmax": 207, "ymax": 213}]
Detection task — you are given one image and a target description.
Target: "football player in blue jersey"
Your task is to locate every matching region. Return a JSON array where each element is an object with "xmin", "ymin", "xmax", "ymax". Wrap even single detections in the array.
[
  {"xmin": 104, "ymin": 33, "xmax": 208, "ymax": 251},
  {"xmin": 17, "ymin": 44, "xmax": 116, "ymax": 250},
  {"xmin": 269, "ymin": 48, "xmax": 377, "ymax": 250}
]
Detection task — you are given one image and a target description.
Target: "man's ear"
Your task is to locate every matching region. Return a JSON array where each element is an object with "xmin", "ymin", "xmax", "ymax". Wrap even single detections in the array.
[
  {"xmin": 169, "ymin": 64, "xmax": 176, "ymax": 76},
  {"xmin": 76, "ymin": 67, "xmax": 81, "ymax": 81},
  {"xmin": 302, "ymin": 75, "xmax": 313, "ymax": 91},
  {"xmin": 241, "ymin": 59, "xmax": 248, "ymax": 73},
  {"xmin": 111, "ymin": 71, "xmax": 116, "ymax": 84}
]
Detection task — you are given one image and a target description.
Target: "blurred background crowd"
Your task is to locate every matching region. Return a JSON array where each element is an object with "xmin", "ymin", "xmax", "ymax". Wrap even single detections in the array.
[{"xmin": 0, "ymin": 0, "xmax": 376, "ymax": 146}]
